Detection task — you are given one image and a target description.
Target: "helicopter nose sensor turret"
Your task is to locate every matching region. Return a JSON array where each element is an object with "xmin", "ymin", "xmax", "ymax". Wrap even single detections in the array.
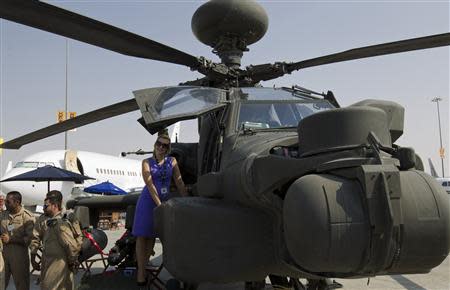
[{"xmin": 192, "ymin": 0, "xmax": 269, "ymax": 68}]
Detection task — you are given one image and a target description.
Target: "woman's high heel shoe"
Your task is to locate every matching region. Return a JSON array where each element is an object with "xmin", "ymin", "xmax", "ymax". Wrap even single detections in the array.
[{"xmin": 137, "ymin": 278, "xmax": 147, "ymax": 287}]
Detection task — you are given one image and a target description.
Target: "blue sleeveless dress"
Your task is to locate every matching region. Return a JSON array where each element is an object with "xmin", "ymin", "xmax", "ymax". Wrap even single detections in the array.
[{"xmin": 132, "ymin": 157, "xmax": 173, "ymax": 237}]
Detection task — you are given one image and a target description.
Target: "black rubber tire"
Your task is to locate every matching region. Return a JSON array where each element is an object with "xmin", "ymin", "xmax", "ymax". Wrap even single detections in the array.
[
  {"xmin": 245, "ymin": 281, "xmax": 266, "ymax": 290},
  {"xmin": 183, "ymin": 283, "xmax": 199, "ymax": 290},
  {"xmin": 166, "ymin": 279, "xmax": 182, "ymax": 290}
]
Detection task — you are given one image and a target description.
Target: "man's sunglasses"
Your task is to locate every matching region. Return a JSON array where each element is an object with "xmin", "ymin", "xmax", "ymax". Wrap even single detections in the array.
[{"xmin": 155, "ymin": 141, "xmax": 170, "ymax": 150}]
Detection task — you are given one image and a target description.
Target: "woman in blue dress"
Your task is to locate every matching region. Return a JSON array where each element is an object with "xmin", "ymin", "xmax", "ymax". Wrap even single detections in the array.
[{"xmin": 132, "ymin": 130, "xmax": 187, "ymax": 285}]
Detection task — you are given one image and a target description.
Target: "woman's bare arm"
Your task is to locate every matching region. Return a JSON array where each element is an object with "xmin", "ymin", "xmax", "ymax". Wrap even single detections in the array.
[
  {"xmin": 172, "ymin": 158, "xmax": 187, "ymax": 196},
  {"xmin": 142, "ymin": 159, "xmax": 162, "ymax": 206}
]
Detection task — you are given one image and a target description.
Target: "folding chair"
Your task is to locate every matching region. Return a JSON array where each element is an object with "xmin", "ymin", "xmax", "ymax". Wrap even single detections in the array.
[
  {"xmin": 74, "ymin": 206, "xmax": 110, "ymax": 276},
  {"xmin": 79, "ymin": 229, "xmax": 110, "ymax": 275},
  {"xmin": 145, "ymin": 262, "xmax": 165, "ymax": 290},
  {"xmin": 125, "ymin": 205, "xmax": 165, "ymax": 289},
  {"xmin": 30, "ymin": 247, "xmax": 43, "ymax": 275}
]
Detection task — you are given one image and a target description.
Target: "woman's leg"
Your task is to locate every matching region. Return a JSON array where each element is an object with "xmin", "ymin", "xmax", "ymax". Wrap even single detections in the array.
[
  {"xmin": 136, "ymin": 237, "xmax": 156, "ymax": 283},
  {"xmin": 136, "ymin": 236, "xmax": 147, "ymax": 283}
]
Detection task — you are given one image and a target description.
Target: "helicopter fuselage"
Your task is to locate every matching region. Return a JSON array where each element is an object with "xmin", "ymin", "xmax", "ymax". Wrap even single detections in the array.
[{"xmin": 148, "ymin": 86, "xmax": 449, "ymax": 283}]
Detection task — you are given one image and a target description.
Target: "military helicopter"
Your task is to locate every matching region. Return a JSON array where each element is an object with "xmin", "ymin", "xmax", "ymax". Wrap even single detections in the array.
[{"xmin": 1, "ymin": 0, "xmax": 449, "ymax": 289}]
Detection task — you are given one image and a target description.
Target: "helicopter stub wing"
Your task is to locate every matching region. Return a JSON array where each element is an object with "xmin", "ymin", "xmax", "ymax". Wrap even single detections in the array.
[
  {"xmin": 0, "ymin": 0, "xmax": 201, "ymax": 69},
  {"xmin": 0, "ymin": 98, "xmax": 138, "ymax": 150},
  {"xmin": 247, "ymin": 32, "xmax": 450, "ymax": 83}
]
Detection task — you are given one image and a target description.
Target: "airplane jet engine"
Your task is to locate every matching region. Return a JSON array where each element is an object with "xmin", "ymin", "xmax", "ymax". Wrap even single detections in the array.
[{"xmin": 155, "ymin": 100, "xmax": 449, "ymax": 283}]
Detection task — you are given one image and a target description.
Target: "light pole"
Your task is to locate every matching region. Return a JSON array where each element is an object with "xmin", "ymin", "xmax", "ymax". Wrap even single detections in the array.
[
  {"xmin": 431, "ymin": 97, "xmax": 445, "ymax": 177},
  {"xmin": 64, "ymin": 38, "xmax": 68, "ymax": 150}
]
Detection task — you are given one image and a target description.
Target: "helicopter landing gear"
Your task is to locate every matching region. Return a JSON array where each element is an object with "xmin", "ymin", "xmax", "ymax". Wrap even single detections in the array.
[
  {"xmin": 290, "ymin": 278, "xmax": 307, "ymax": 290},
  {"xmin": 305, "ymin": 279, "xmax": 343, "ymax": 290},
  {"xmin": 267, "ymin": 277, "xmax": 342, "ymax": 290},
  {"xmin": 244, "ymin": 280, "xmax": 266, "ymax": 290},
  {"xmin": 166, "ymin": 279, "xmax": 198, "ymax": 290}
]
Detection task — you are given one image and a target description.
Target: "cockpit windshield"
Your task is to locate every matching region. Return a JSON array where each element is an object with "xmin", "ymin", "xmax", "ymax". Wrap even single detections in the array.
[
  {"xmin": 238, "ymin": 101, "xmax": 333, "ymax": 130},
  {"xmin": 13, "ymin": 161, "xmax": 55, "ymax": 168}
]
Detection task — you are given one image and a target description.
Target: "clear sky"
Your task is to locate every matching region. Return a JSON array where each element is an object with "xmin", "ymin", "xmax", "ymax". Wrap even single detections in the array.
[{"xmin": 0, "ymin": 0, "xmax": 449, "ymax": 179}]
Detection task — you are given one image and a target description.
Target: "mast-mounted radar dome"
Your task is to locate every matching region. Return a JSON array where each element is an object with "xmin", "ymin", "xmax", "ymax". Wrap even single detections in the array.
[{"xmin": 192, "ymin": 0, "xmax": 269, "ymax": 68}]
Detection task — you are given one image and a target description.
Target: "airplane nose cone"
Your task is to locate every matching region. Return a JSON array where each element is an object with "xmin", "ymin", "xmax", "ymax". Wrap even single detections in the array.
[
  {"xmin": 0, "ymin": 182, "xmax": 9, "ymax": 194},
  {"xmin": 0, "ymin": 174, "xmax": 13, "ymax": 194},
  {"xmin": 0, "ymin": 179, "xmax": 29, "ymax": 196},
  {"xmin": 0, "ymin": 168, "xmax": 46, "ymax": 205},
  {"xmin": 0, "ymin": 180, "xmax": 20, "ymax": 193}
]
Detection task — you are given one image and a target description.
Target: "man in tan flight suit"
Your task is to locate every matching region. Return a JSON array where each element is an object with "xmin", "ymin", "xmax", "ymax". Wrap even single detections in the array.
[
  {"xmin": 40, "ymin": 190, "xmax": 82, "ymax": 290},
  {"xmin": 29, "ymin": 206, "xmax": 51, "ymax": 275},
  {"xmin": 0, "ymin": 238, "xmax": 5, "ymax": 290},
  {"xmin": 0, "ymin": 194, "xmax": 5, "ymax": 211},
  {"xmin": 0, "ymin": 191, "xmax": 35, "ymax": 290},
  {"xmin": 0, "ymin": 194, "xmax": 4, "ymax": 290}
]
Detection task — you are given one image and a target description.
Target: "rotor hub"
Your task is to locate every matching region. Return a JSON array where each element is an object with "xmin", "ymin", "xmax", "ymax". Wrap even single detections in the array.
[{"xmin": 192, "ymin": 0, "xmax": 269, "ymax": 68}]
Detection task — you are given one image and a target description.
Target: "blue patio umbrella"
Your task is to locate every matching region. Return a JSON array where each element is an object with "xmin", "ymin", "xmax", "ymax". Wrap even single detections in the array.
[
  {"xmin": 0, "ymin": 165, "xmax": 94, "ymax": 192},
  {"xmin": 84, "ymin": 181, "xmax": 127, "ymax": 195}
]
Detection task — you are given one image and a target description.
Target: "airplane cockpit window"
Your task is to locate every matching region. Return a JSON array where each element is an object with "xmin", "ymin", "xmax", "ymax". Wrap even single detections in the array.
[
  {"xmin": 13, "ymin": 161, "xmax": 39, "ymax": 168},
  {"xmin": 238, "ymin": 101, "xmax": 332, "ymax": 130},
  {"xmin": 38, "ymin": 162, "xmax": 55, "ymax": 167}
]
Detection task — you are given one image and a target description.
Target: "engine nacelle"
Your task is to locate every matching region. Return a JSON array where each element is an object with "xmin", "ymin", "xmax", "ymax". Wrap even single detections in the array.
[
  {"xmin": 155, "ymin": 197, "xmax": 275, "ymax": 283},
  {"xmin": 283, "ymin": 170, "xmax": 450, "ymax": 276}
]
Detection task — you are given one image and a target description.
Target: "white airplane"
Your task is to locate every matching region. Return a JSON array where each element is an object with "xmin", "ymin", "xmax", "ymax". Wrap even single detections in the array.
[
  {"xmin": 0, "ymin": 150, "xmax": 143, "ymax": 206},
  {"xmin": 428, "ymin": 158, "xmax": 450, "ymax": 194},
  {"xmin": 0, "ymin": 122, "xmax": 181, "ymax": 207}
]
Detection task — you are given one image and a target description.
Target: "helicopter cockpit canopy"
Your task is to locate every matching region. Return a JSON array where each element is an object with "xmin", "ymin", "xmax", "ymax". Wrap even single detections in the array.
[
  {"xmin": 134, "ymin": 86, "xmax": 227, "ymax": 134},
  {"xmin": 237, "ymin": 88, "xmax": 334, "ymax": 130},
  {"xmin": 135, "ymin": 85, "xmax": 335, "ymax": 134}
]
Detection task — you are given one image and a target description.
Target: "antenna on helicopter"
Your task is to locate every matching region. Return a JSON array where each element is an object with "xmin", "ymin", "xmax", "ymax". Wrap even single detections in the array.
[
  {"xmin": 121, "ymin": 149, "xmax": 152, "ymax": 157},
  {"xmin": 171, "ymin": 122, "xmax": 181, "ymax": 143}
]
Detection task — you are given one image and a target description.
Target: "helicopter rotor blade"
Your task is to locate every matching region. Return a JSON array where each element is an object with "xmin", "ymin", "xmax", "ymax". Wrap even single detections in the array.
[
  {"xmin": 0, "ymin": 0, "xmax": 201, "ymax": 69},
  {"xmin": 247, "ymin": 32, "xmax": 450, "ymax": 83},
  {"xmin": 288, "ymin": 32, "xmax": 450, "ymax": 71},
  {"xmin": 0, "ymin": 98, "xmax": 138, "ymax": 150}
]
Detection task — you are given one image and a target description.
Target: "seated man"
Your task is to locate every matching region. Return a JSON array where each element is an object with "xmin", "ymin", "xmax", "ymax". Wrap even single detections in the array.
[{"xmin": 239, "ymin": 103, "xmax": 281, "ymax": 129}]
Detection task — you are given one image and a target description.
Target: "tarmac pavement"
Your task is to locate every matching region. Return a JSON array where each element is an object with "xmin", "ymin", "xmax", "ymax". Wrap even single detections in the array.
[{"xmin": 6, "ymin": 228, "xmax": 449, "ymax": 290}]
